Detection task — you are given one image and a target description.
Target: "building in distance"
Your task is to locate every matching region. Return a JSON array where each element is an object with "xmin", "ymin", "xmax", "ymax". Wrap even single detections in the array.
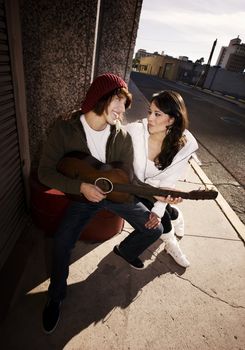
[{"xmin": 216, "ymin": 37, "xmax": 245, "ymax": 73}]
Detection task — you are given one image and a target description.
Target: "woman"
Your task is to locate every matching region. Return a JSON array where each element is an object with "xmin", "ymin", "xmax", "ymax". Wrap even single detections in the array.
[{"xmin": 126, "ymin": 90, "xmax": 198, "ymax": 268}]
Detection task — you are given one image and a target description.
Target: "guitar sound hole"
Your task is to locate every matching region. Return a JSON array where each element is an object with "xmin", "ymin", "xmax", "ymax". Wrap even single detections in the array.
[
  {"xmin": 100, "ymin": 180, "xmax": 111, "ymax": 191},
  {"xmin": 94, "ymin": 177, "xmax": 113, "ymax": 193}
]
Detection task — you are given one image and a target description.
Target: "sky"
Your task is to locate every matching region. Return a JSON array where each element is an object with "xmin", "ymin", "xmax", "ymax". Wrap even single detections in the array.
[{"xmin": 134, "ymin": 0, "xmax": 245, "ymax": 64}]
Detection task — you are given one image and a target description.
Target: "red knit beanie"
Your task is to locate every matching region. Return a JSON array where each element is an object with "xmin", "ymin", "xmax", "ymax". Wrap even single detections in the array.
[{"xmin": 81, "ymin": 73, "xmax": 128, "ymax": 114}]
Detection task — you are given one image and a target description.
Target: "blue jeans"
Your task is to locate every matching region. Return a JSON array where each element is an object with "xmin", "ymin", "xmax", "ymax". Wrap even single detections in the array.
[
  {"xmin": 48, "ymin": 199, "xmax": 163, "ymax": 301},
  {"xmin": 138, "ymin": 198, "xmax": 178, "ymax": 233}
]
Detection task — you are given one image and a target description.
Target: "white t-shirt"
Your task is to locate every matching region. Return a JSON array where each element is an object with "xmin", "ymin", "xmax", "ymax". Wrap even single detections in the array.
[{"xmin": 81, "ymin": 115, "xmax": 110, "ymax": 163}]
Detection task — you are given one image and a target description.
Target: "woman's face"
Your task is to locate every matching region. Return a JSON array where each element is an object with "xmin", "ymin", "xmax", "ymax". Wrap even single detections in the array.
[{"xmin": 147, "ymin": 101, "xmax": 174, "ymax": 135}]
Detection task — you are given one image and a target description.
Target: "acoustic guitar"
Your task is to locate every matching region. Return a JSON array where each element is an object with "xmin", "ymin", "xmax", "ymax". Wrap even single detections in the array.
[{"xmin": 57, "ymin": 151, "xmax": 218, "ymax": 203}]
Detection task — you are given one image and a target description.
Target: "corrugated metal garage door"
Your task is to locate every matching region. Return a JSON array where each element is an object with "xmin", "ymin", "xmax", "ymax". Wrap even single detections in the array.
[{"xmin": 0, "ymin": 0, "xmax": 27, "ymax": 269}]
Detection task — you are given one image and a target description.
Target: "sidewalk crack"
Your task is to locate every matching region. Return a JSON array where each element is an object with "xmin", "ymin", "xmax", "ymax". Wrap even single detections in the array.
[
  {"xmin": 150, "ymin": 251, "xmax": 245, "ymax": 309},
  {"xmin": 174, "ymin": 272, "xmax": 245, "ymax": 310}
]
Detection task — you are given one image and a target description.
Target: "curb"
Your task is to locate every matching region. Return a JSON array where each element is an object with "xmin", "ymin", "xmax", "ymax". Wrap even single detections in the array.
[
  {"xmin": 190, "ymin": 158, "xmax": 245, "ymax": 243},
  {"xmin": 179, "ymin": 82, "xmax": 245, "ymax": 107}
]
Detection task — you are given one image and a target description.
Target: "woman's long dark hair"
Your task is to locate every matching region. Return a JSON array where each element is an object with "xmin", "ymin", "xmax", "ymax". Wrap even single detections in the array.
[{"xmin": 151, "ymin": 90, "xmax": 189, "ymax": 170}]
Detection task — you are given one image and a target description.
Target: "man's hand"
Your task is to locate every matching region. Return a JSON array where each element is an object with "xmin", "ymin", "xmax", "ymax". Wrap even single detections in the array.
[
  {"xmin": 80, "ymin": 183, "xmax": 106, "ymax": 202},
  {"xmin": 145, "ymin": 212, "xmax": 161, "ymax": 229},
  {"xmin": 154, "ymin": 195, "xmax": 183, "ymax": 205}
]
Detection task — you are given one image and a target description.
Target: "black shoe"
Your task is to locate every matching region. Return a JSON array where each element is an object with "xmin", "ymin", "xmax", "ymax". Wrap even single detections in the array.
[
  {"xmin": 42, "ymin": 298, "xmax": 61, "ymax": 334},
  {"xmin": 113, "ymin": 245, "xmax": 144, "ymax": 270}
]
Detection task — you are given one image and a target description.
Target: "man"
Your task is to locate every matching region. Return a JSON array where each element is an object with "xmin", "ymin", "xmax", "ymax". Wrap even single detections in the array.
[{"xmin": 38, "ymin": 73, "xmax": 163, "ymax": 334}]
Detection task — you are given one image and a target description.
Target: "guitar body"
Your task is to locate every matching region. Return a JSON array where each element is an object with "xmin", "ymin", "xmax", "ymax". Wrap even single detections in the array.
[
  {"xmin": 57, "ymin": 152, "xmax": 132, "ymax": 202},
  {"xmin": 57, "ymin": 151, "xmax": 218, "ymax": 202}
]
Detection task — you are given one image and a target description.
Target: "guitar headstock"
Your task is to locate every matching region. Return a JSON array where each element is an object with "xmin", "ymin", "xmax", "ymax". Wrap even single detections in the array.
[{"xmin": 188, "ymin": 189, "xmax": 218, "ymax": 200}]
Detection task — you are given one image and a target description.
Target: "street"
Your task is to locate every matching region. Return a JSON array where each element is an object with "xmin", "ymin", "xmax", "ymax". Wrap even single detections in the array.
[{"xmin": 129, "ymin": 72, "xmax": 245, "ymax": 225}]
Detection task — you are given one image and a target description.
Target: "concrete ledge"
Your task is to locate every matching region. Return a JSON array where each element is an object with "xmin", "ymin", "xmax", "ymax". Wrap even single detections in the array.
[{"xmin": 190, "ymin": 158, "xmax": 245, "ymax": 243}]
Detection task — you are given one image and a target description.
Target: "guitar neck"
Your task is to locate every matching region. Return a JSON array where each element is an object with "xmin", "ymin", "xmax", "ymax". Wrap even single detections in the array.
[
  {"xmin": 57, "ymin": 152, "xmax": 218, "ymax": 201},
  {"xmin": 113, "ymin": 183, "xmax": 190, "ymax": 199}
]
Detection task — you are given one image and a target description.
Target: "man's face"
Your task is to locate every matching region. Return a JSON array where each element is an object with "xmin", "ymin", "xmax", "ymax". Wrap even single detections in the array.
[{"xmin": 104, "ymin": 94, "xmax": 127, "ymax": 125}]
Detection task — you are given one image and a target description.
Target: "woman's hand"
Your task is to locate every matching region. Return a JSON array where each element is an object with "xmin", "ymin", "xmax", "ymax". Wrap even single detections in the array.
[
  {"xmin": 154, "ymin": 195, "xmax": 183, "ymax": 205},
  {"xmin": 80, "ymin": 183, "xmax": 107, "ymax": 202},
  {"xmin": 145, "ymin": 212, "xmax": 161, "ymax": 229}
]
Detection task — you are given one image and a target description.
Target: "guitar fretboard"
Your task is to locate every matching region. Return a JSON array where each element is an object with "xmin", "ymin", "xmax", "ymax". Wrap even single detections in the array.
[{"xmin": 113, "ymin": 183, "xmax": 191, "ymax": 199}]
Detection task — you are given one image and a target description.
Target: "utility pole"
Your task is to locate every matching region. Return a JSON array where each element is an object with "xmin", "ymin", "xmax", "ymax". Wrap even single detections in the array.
[{"xmin": 198, "ymin": 39, "xmax": 217, "ymax": 88}]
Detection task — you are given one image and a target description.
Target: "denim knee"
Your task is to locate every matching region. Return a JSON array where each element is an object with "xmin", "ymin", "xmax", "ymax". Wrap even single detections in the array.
[
  {"xmin": 153, "ymin": 224, "xmax": 163, "ymax": 237},
  {"xmin": 144, "ymin": 224, "xmax": 163, "ymax": 238}
]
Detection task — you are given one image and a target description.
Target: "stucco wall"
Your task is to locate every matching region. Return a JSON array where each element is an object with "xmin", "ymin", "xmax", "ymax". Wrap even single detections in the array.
[
  {"xmin": 95, "ymin": 0, "xmax": 142, "ymax": 83},
  {"xmin": 20, "ymin": 0, "xmax": 97, "ymax": 163},
  {"xmin": 139, "ymin": 56, "xmax": 165, "ymax": 75},
  {"xmin": 139, "ymin": 55, "xmax": 180, "ymax": 80},
  {"xmin": 20, "ymin": 0, "xmax": 142, "ymax": 164}
]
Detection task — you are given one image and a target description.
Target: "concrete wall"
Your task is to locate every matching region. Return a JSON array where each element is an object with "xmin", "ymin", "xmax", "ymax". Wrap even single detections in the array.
[
  {"xmin": 204, "ymin": 67, "xmax": 245, "ymax": 98},
  {"xmin": 20, "ymin": 0, "xmax": 142, "ymax": 164},
  {"xmin": 177, "ymin": 62, "xmax": 204, "ymax": 84}
]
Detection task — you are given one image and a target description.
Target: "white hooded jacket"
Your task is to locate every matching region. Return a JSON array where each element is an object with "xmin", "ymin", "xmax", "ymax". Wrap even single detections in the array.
[{"xmin": 127, "ymin": 118, "xmax": 198, "ymax": 218}]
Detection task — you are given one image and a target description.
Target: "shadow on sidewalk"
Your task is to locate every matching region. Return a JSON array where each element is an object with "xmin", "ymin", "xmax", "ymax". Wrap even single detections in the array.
[{"xmin": 1, "ymin": 242, "xmax": 186, "ymax": 350}]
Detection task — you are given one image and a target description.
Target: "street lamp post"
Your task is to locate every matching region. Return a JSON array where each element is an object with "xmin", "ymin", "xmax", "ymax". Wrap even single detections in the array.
[{"xmin": 198, "ymin": 39, "xmax": 217, "ymax": 88}]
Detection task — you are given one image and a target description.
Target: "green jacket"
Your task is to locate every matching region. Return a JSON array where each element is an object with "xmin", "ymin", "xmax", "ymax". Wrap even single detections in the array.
[{"xmin": 38, "ymin": 115, "xmax": 134, "ymax": 195}]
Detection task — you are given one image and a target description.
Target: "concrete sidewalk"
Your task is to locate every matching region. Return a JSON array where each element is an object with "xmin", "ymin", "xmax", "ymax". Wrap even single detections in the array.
[{"xmin": 1, "ymin": 80, "xmax": 245, "ymax": 350}]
